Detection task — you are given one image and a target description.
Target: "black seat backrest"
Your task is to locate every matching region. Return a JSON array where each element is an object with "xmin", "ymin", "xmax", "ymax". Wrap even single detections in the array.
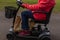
[
  {"xmin": 45, "ymin": 7, "xmax": 54, "ymax": 24},
  {"xmin": 33, "ymin": 7, "xmax": 54, "ymax": 25}
]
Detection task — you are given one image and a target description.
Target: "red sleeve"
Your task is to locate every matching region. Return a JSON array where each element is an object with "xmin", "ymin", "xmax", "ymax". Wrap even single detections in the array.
[
  {"xmin": 22, "ymin": 0, "xmax": 51, "ymax": 11},
  {"xmin": 22, "ymin": 4, "xmax": 40, "ymax": 11}
]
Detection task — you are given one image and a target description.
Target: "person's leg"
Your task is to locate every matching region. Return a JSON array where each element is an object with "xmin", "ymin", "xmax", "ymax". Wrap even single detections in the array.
[
  {"xmin": 21, "ymin": 10, "xmax": 33, "ymax": 30},
  {"xmin": 19, "ymin": 10, "xmax": 33, "ymax": 36}
]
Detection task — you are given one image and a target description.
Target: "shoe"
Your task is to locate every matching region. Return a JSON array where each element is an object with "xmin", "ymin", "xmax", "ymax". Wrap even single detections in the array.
[{"xmin": 18, "ymin": 30, "xmax": 30, "ymax": 36}]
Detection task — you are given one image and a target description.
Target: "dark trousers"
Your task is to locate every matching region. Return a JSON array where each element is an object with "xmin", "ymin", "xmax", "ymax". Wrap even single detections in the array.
[{"xmin": 21, "ymin": 10, "xmax": 34, "ymax": 30}]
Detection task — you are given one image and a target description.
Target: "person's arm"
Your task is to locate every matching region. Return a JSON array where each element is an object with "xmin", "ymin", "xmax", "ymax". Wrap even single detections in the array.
[
  {"xmin": 22, "ymin": 4, "xmax": 40, "ymax": 11},
  {"xmin": 22, "ymin": 0, "xmax": 50, "ymax": 11}
]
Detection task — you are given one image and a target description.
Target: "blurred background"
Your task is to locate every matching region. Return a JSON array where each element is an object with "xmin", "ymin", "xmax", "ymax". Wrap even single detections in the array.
[{"xmin": 0, "ymin": 0, "xmax": 60, "ymax": 13}]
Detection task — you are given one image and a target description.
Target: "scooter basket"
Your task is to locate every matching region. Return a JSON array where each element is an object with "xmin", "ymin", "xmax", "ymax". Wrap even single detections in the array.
[{"xmin": 5, "ymin": 6, "xmax": 17, "ymax": 19}]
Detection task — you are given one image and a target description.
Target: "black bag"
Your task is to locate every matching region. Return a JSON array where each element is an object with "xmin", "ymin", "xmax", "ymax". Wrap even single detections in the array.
[{"xmin": 5, "ymin": 6, "xmax": 17, "ymax": 19}]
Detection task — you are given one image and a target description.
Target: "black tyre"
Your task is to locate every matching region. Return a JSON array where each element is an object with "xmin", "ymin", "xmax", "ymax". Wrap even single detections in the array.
[
  {"xmin": 7, "ymin": 33, "xmax": 14, "ymax": 40},
  {"xmin": 39, "ymin": 31, "xmax": 51, "ymax": 40},
  {"xmin": 40, "ymin": 36, "xmax": 51, "ymax": 40},
  {"xmin": 6, "ymin": 31, "xmax": 15, "ymax": 40}
]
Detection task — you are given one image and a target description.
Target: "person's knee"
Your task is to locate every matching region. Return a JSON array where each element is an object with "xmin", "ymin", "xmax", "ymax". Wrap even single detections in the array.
[
  {"xmin": 21, "ymin": 10, "xmax": 32, "ymax": 16},
  {"xmin": 21, "ymin": 11, "xmax": 26, "ymax": 16}
]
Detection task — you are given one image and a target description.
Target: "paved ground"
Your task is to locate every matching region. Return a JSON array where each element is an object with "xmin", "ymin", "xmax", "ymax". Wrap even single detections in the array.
[{"xmin": 0, "ymin": 11, "xmax": 60, "ymax": 40}]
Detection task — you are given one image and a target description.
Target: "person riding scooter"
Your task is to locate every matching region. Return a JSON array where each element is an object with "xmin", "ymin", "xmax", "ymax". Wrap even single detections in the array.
[{"xmin": 17, "ymin": 0, "xmax": 55, "ymax": 36}]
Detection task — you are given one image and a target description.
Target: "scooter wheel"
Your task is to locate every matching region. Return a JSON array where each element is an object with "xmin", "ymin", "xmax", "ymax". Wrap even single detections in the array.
[
  {"xmin": 6, "ymin": 33, "xmax": 14, "ymax": 40},
  {"xmin": 40, "ymin": 36, "xmax": 51, "ymax": 40}
]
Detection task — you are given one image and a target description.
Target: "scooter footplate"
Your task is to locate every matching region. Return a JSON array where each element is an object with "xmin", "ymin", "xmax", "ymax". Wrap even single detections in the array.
[{"xmin": 15, "ymin": 35, "xmax": 39, "ymax": 40}]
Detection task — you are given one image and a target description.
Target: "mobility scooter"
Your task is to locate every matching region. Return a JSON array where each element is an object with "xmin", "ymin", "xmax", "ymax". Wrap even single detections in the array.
[{"xmin": 5, "ymin": 0, "xmax": 54, "ymax": 40}]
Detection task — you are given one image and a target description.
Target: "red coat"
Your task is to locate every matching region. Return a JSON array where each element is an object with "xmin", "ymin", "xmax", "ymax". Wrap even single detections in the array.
[{"xmin": 22, "ymin": 0, "xmax": 55, "ymax": 21}]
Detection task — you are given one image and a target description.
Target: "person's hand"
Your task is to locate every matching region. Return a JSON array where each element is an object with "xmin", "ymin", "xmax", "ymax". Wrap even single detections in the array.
[{"xmin": 16, "ymin": 1, "xmax": 23, "ymax": 6}]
